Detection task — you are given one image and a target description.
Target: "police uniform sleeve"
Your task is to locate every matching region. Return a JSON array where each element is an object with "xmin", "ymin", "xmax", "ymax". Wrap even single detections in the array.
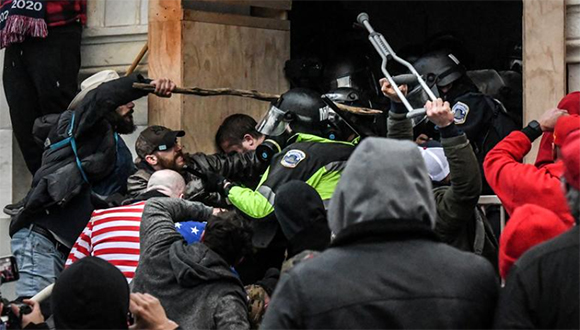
[{"xmin": 227, "ymin": 167, "xmax": 275, "ymax": 220}]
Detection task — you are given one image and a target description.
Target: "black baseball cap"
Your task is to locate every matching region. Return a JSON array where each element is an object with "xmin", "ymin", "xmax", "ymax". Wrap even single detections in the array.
[{"xmin": 135, "ymin": 125, "xmax": 185, "ymax": 159}]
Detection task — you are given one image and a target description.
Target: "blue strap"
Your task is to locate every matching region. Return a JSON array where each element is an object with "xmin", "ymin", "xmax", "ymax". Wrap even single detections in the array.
[
  {"xmin": 48, "ymin": 113, "xmax": 90, "ymax": 183},
  {"xmin": 49, "ymin": 137, "xmax": 72, "ymax": 150},
  {"xmin": 70, "ymin": 135, "xmax": 89, "ymax": 183}
]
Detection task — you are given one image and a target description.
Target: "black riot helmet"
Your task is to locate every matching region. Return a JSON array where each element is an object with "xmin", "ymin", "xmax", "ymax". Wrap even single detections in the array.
[
  {"xmin": 413, "ymin": 50, "xmax": 465, "ymax": 88},
  {"xmin": 322, "ymin": 54, "xmax": 380, "ymax": 97},
  {"xmin": 255, "ymin": 88, "xmax": 351, "ymax": 163},
  {"xmin": 257, "ymin": 88, "xmax": 329, "ymax": 138},
  {"xmin": 323, "ymin": 87, "xmax": 376, "ymax": 138},
  {"xmin": 323, "ymin": 87, "xmax": 372, "ymax": 108}
]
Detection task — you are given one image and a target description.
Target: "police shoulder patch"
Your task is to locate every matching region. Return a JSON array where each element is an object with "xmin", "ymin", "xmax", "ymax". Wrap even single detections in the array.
[
  {"xmin": 280, "ymin": 149, "xmax": 306, "ymax": 168},
  {"xmin": 452, "ymin": 101, "xmax": 470, "ymax": 125}
]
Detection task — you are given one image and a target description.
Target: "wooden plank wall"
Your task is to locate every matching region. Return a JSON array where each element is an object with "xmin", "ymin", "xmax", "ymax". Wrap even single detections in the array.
[
  {"xmin": 523, "ymin": 0, "xmax": 566, "ymax": 162},
  {"xmin": 182, "ymin": 21, "xmax": 289, "ymax": 153},
  {"xmin": 149, "ymin": 0, "xmax": 290, "ymax": 153},
  {"xmin": 148, "ymin": 0, "xmax": 185, "ymax": 131}
]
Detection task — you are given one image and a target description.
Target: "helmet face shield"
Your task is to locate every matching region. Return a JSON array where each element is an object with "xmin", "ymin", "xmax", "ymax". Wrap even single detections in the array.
[{"xmin": 256, "ymin": 105, "xmax": 289, "ymax": 136}]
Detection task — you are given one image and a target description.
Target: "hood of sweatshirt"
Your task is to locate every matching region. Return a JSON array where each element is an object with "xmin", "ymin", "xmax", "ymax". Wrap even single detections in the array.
[
  {"xmin": 328, "ymin": 137, "xmax": 436, "ymax": 235},
  {"xmin": 169, "ymin": 241, "xmax": 242, "ymax": 288}
]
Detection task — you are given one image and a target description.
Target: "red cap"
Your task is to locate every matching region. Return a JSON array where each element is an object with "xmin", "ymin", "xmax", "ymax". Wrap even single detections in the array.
[
  {"xmin": 557, "ymin": 91, "xmax": 580, "ymax": 115},
  {"xmin": 499, "ymin": 204, "xmax": 569, "ymax": 279},
  {"xmin": 561, "ymin": 130, "xmax": 580, "ymax": 190},
  {"xmin": 553, "ymin": 114, "xmax": 580, "ymax": 147}
]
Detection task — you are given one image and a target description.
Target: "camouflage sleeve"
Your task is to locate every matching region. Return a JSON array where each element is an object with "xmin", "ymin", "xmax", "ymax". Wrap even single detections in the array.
[{"xmin": 260, "ymin": 273, "xmax": 304, "ymax": 329}]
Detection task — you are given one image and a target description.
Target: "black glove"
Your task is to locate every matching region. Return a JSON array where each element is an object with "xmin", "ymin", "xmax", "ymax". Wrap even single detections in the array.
[{"xmin": 202, "ymin": 172, "xmax": 232, "ymax": 196}]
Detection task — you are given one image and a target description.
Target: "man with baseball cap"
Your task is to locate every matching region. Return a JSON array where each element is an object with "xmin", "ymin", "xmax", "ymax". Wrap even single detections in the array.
[
  {"xmin": 127, "ymin": 125, "xmax": 266, "ymax": 207},
  {"xmin": 7, "ymin": 70, "xmax": 176, "ymax": 301}
]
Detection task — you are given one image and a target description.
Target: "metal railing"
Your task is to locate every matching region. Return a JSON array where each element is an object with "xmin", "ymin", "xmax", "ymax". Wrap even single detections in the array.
[{"xmin": 478, "ymin": 195, "xmax": 506, "ymax": 232}]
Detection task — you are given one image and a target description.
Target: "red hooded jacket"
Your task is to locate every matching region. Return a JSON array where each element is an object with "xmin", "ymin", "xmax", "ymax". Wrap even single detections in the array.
[
  {"xmin": 535, "ymin": 92, "xmax": 580, "ymax": 168},
  {"xmin": 484, "ymin": 130, "xmax": 574, "ymax": 226},
  {"xmin": 499, "ymin": 204, "xmax": 569, "ymax": 279}
]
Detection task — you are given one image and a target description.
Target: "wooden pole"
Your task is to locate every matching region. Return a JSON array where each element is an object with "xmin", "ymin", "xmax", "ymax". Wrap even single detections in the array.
[
  {"xmin": 132, "ymin": 83, "xmax": 382, "ymax": 115},
  {"xmin": 125, "ymin": 43, "xmax": 149, "ymax": 76}
]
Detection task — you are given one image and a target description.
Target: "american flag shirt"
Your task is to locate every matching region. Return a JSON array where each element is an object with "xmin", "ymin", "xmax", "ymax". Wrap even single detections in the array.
[{"xmin": 66, "ymin": 201, "xmax": 206, "ymax": 283}]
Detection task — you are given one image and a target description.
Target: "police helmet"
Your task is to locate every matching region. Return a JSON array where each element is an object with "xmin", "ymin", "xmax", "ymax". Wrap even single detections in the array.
[
  {"xmin": 323, "ymin": 87, "xmax": 372, "ymax": 108},
  {"xmin": 323, "ymin": 87, "xmax": 375, "ymax": 139},
  {"xmin": 322, "ymin": 55, "xmax": 379, "ymax": 96},
  {"xmin": 413, "ymin": 50, "xmax": 465, "ymax": 88},
  {"xmin": 256, "ymin": 88, "xmax": 329, "ymax": 138}
]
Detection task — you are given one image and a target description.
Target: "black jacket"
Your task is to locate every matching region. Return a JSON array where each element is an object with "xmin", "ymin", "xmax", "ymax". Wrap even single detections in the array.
[
  {"xmin": 132, "ymin": 198, "xmax": 249, "ymax": 330},
  {"xmin": 262, "ymin": 220, "xmax": 499, "ymax": 329},
  {"xmin": 126, "ymin": 151, "xmax": 266, "ymax": 207},
  {"xmin": 10, "ymin": 74, "xmax": 147, "ymax": 243},
  {"xmin": 494, "ymin": 226, "xmax": 579, "ymax": 329},
  {"xmin": 389, "ymin": 111, "xmax": 498, "ymax": 269},
  {"xmin": 261, "ymin": 138, "xmax": 498, "ymax": 329}
]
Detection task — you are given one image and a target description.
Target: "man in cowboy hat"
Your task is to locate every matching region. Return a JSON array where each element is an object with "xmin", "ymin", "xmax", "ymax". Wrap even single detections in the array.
[{"xmin": 8, "ymin": 70, "xmax": 175, "ymax": 301}]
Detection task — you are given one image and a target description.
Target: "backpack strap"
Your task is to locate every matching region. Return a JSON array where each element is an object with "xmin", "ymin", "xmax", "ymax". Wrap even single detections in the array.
[{"xmin": 48, "ymin": 113, "xmax": 90, "ymax": 184}]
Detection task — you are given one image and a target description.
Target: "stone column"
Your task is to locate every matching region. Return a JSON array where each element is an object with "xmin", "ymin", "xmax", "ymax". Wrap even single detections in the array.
[{"xmin": 567, "ymin": 0, "xmax": 580, "ymax": 90}]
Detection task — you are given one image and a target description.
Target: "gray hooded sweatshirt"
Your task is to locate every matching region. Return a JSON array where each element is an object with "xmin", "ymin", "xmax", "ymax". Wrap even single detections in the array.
[
  {"xmin": 329, "ymin": 137, "xmax": 437, "ymax": 234},
  {"xmin": 132, "ymin": 198, "xmax": 250, "ymax": 330},
  {"xmin": 261, "ymin": 138, "xmax": 497, "ymax": 329}
]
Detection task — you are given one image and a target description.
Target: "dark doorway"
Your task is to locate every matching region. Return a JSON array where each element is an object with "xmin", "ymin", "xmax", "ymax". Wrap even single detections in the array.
[{"xmin": 288, "ymin": 0, "xmax": 523, "ymax": 91}]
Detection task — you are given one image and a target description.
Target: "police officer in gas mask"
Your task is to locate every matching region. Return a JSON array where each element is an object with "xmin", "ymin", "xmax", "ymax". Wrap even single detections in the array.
[{"xmin": 204, "ymin": 88, "xmax": 357, "ymax": 283}]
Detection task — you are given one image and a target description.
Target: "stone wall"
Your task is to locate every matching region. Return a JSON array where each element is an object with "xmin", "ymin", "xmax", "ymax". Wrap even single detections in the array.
[
  {"xmin": 0, "ymin": 0, "xmax": 150, "ymax": 300},
  {"xmin": 567, "ymin": 0, "xmax": 580, "ymax": 91}
]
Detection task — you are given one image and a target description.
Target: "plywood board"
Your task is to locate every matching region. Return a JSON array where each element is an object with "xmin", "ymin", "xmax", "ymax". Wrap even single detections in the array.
[
  {"xmin": 181, "ymin": 20, "xmax": 290, "ymax": 153},
  {"xmin": 147, "ymin": 19, "xmax": 184, "ymax": 131},
  {"xmin": 523, "ymin": 0, "xmax": 566, "ymax": 163}
]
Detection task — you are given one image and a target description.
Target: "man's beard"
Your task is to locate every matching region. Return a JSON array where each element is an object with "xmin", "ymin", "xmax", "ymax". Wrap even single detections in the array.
[
  {"xmin": 116, "ymin": 117, "xmax": 137, "ymax": 134},
  {"xmin": 157, "ymin": 151, "xmax": 184, "ymax": 171},
  {"xmin": 107, "ymin": 111, "xmax": 137, "ymax": 134}
]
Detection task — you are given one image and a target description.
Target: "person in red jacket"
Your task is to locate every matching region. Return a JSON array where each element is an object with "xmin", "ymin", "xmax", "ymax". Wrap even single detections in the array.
[
  {"xmin": 498, "ymin": 204, "xmax": 568, "ymax": 280},
  {"xmin": 484, "ymin": 105, "xmax": 580, "ymax": 226},
  {"xmin": 534, "ymin": 92, "xmax": 579, "ymax": 168}
]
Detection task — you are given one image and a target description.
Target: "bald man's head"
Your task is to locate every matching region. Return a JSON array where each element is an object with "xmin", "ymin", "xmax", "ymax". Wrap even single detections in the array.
[{"xmin": 146, "ymin": 169, "xmax": 186, "ymax": 198}]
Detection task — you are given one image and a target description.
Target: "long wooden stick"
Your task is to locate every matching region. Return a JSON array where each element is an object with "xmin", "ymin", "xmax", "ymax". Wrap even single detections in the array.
[
  {"xmin": 132, "ymin": 83, "xmax": 382, "ymax": 115},
  {"xmin": 125, "ymin": 43, "xmax": 149, "ymax": 76}
]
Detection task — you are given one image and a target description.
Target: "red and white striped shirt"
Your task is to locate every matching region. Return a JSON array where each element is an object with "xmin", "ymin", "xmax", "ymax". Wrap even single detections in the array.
[{"xmin": 66, "ymin": 202, "xmax": 146, "ymax": 282}]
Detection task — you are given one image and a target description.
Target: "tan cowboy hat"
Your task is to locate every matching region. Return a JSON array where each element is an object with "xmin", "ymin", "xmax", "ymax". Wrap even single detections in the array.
[{"xmin": 67, "ymin": 70, "xmax": 120, "ymax": 110}]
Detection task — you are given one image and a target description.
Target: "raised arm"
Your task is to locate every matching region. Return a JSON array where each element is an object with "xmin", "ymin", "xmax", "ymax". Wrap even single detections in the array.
[
  {"xmin": 74, "ymin": 75, "xmax": 175, "ymax": 137},
  {"xmin": 381, "ymin": 78, "xmax": 414, "ymax": 141},
  {"xmin": 427, "ymin": 99, "xmax": 482, "ymax": 237},
  {"xmin": 140, "ymin": 198, "xmax": 213, "ymax": 255},
  {"xmin": 484, "ymin": 108, "xmax": 569, "ymax": 216}
]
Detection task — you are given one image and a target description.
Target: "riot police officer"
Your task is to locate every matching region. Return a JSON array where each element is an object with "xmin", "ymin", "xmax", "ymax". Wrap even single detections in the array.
[
  {"xmin": 206, "ymin": 88, "xmax": 357, "ymax": 282},
  {"xmin": 382, "ymin": 50, "xmax": 507, "ymax": 194}
]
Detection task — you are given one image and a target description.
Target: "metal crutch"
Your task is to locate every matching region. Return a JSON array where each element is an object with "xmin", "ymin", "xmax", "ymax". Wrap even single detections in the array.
[{"xmin": 357, "ymin": 12, "xmax": 437, "ymax": 119}]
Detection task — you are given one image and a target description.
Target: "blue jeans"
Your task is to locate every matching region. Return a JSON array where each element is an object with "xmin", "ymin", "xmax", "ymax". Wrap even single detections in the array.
[{"xmin": 10, "ymin": 227, "xmax": 66, "ymax": 298}]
